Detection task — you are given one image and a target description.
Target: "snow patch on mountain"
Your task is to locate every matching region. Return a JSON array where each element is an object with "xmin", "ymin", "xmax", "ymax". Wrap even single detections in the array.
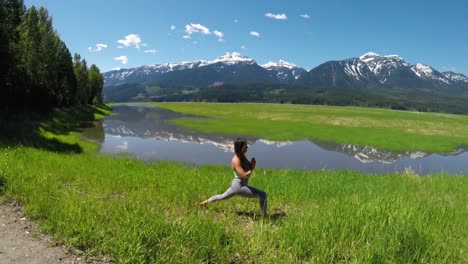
[
  {"xmin": 411, "ymin": 64, "xmax": 451, "ymax": 84},
  {"xmin": 343, "ymin": 59, "xmax": 367, "ymax": 80},
  {"xmin": 105, "ymin": 69, "xmax": 135, "ymax": 82},
  {"xmin": 208, "ymin": 52, "xmax": 255, "ymax": 65},
  {"xmin": 443, "ymin": 71, "xmax": 468, "ymax": 83},
  {"xmin": 358, "ymin": 52, "xmax": 380, "ymax": 63},
  {"xmin": 339, "ymin": 52, "xmax": 455, "ymax": 85},
  {"xmin": 262, "ymin": 60, "xmax": 306, "ymax": 80},
  {"xmin": 411, "ymin": 63, "xmax": 433, "ymax": 77},
  {"xmin": 262, "ymin": 60, "xmax": 299, "ymax": 70},
  {"xmin": 355, "ymin": 53, "xmax": 410, "ymax": 83}
]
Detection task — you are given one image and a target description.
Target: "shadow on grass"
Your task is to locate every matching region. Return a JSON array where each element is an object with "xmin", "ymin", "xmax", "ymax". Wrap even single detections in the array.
[
  {"xmin": 0, "ymin": 175, "xmax": 6, "ymax": 195},
  {"xmin": 0, "ymin": 104, "xmax": 110, "ymax": 153},
  {"xmin": 236, "ymin": 209, "xmax": 287, "ymax": 223}
]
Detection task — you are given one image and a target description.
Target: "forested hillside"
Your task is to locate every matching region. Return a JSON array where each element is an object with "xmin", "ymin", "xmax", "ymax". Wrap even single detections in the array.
[
  {"xmin": 104, "ymin": 83, "xmax": 468, "ymax": 114},
  {"xmin": 0, "ymin": 0, "xmax": 103, "ymax": 111}
]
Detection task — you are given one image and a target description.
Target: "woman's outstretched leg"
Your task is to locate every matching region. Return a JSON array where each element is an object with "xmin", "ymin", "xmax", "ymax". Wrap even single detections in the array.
[
  {"xmin": 207, "ymin": 186, "xmax": 236, "ymax": 203},
  {"xmin": 200, "ymin": 184, "xmax": 237, "ymax": 206}
]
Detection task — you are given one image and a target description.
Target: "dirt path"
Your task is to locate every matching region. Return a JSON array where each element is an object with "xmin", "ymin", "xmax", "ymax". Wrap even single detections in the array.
[{"xmin": 0, "ymin": 201, "xmax": 111, "ymax": 264}]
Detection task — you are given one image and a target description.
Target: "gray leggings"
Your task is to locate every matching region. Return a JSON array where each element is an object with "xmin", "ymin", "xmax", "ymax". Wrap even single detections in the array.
[{"xmin": 207, "ymin": 178, "xmax": 267, "ymax": 215}]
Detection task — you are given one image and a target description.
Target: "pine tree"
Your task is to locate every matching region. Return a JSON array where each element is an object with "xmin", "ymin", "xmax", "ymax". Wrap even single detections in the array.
[
  {"xmin": 88, "ymin": 64, "xmax": 104, "ymax": 104},
  {"xmin": 0, "ymin": 0, "xmax": 26, "ymax": 110},
  {"xmin": 73, "ymin": 53, "xmax": 89, "ymax": 105},
  {"xmin": 56, "ymin": 41, "xmax": 77, "ymax": 106},
  {"xmin": 1, "ymin": 0, "xmax": 102, "ymax": 110}
]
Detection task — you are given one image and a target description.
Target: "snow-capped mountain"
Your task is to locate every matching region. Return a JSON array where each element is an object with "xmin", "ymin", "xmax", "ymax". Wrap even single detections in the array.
[
  {"xmin": 104, "ymin": 52, "xmax": 301, "ymax": 87},
  {"xmin": 442, "ymin": 71, "xmax": 468, "ymax": 84},
  {"xmin": 410, "ymin": 63, "xmax": 451, "ymax": 85},
  {"xmin": 104, "ymin": 51, "xmax": 468, "ymax": 93},
  {"xmin": 262, "ymin": 60, "xmax": 306, "ymax": 83},
  {"xmin": 209, "ymin": 52, "xmax": 256, "ymax": 65},
  {"xmin": 298, "ymin": 52, "xmax": 466, "ymax": 90},
  {"xmin": 358, "ymin": 52, "xmax": 410, "ymax": 83},
  {"xmin": 104, "ymin": 62, "xmax": 204, "ymax": 86}
]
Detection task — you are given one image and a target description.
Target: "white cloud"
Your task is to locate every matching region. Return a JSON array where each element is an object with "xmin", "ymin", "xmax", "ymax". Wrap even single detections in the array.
[
  {"xmin": 141, "ymin": 43, "xmax": 148, "ymax": 47},
  {"xmin": 214, "ymin": 30, "xmax": 223, "ymax": 39},
  {"xmin": 117, "ymin": 34, "xmax": 142, "ymax": 48},
  {"xmin": 250, "ymin": 31, "xmax": 260, "ymax": 37},
  {"xmin": 117, "ymin": 46, "xmax": 124, "ymax": 49},
  {"xmin": 114, "ymin": 56, "xmax": 128, "ymax": 65},
  {"xmin": 112, "ymin": 67, "xmax": 121, "ymax": 71},
  {"xmin": 96, "ymin": 43, "xmax": 108, "ymax": 50},
  {"xmin": 144, "ymin": 49, "xmax": 157, "ymax": 54},
  {"xmin": 265, "ymin": 13, "xmax": 287, "ymax": 20},
  {"xmin": 300, "ymin": 14, "xmax": 311, "ymax": 19},
  {"xmin": 182, "ymin": 35, "xmax": 191, "ymax": 39},
  {"xmin": 241, "ymin": 45, "xmax": 247, "ymax": 50},
  {"xmin": 170, "ymin": 25, "xmax": 176, "ymax": 30},
  {"xmin": 185, "ymin": 23, "xmax": 211, "ymax": 35},
  {"xmin": 214, "ymin": 30, "xmax": 224, "ymax": 42},
  {"xmin": 88, "ymin": 43, "xmax": 108, "ymax": 52}
]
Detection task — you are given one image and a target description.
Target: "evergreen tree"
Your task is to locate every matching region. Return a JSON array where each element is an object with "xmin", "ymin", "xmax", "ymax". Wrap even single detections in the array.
[
  {"xmin": 88, "ymin": 64, "xmax": 104, "ymax": 104},
  {"xmin": 1, "ymin": 0, "xmax": 103, "ymax": 110},
  {"xmin": 56, "ymin": 41, "xmax": 77, "ymax": 106},
  {"xmin": 18, "ymin": 6, "xmax": 43, "ymax": 106},
  {"xmin": 0, "ymin": 2, "xmax": 10, "ymax": 88},
  {"xmin": 73, "ymin": 53, "xmax": 89, "ymax": 105},
  {"xmin": 37, "ymin": 7, "xmax": 58, "ymax": 105},
  {"xmin": 0, "ymin": 0, "xmax": 26, "ymax": 110}
]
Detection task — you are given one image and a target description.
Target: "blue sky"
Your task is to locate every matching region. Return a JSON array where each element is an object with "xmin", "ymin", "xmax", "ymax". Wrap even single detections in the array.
[{"xmin": 25, "ymin": 0, "xmax": 468, "ymax": 74}]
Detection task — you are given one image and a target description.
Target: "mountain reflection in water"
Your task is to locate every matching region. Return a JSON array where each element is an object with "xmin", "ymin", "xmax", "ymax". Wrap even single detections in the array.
[{"xmin": 81, "ymin": 105, "xmax": 468, "ymax": 175}]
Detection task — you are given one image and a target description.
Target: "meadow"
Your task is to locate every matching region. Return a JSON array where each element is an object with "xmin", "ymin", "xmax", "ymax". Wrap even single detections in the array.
[
  {"xmin": 153, "ymin": 102, "xmax": 468, "ymax": 153},
  {"xmin": 0, "ymin": 103, "xmax": 467, "ymax": 263}
]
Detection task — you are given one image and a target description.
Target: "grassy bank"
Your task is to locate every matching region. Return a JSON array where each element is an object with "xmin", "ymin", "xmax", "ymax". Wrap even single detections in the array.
[
  {"xmin": 0, "ymin": 146, "xmax": 467, "ymax": 263},
  {"xmin": 0, "ymin": 104, "xmax": 111, "ymax": 154},
  {"xmin": 152, "ymin": 102, "xmax": 468, "ymax": 153}
]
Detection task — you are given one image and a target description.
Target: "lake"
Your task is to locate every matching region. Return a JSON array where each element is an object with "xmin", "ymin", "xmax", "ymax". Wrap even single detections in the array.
[{"xmin": 81, "ymin": 105, "xmax": 468, "ymax": 175}]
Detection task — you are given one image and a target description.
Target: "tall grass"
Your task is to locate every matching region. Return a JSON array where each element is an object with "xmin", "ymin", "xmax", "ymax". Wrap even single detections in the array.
[
  {"xmin": 0, "ymin": 146, "xmax": 467, "ymax": 263},
  {"xmin": 153, "ymin": 102, "xmax": 468, "ymax": 153}
]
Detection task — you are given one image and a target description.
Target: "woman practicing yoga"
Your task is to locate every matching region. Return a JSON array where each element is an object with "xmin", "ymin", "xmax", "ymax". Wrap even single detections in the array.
[{"xmin": 200, "ymin": 138, "xmax": 268, "ymax": 217}]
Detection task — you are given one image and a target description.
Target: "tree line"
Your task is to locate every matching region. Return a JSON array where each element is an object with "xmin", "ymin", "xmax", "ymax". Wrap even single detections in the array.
[
  {"xmin": 103, "ymin": 81, "xmax": 468, "ymax": 115},
  {"xmin": 0, "ymin": 0, "xmax": 103, "ymax": 111}
]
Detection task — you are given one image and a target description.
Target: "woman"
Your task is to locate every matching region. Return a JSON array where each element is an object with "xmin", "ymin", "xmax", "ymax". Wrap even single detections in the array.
[{"xmin": 200, "ymin": 138, "xmax": 268, "ymax": 217}]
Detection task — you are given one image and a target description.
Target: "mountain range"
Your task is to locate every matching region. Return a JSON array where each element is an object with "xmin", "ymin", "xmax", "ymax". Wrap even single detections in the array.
[
  {"xmin": 104, "ymin": 52, "xmax": 305, "ymax": 87},
  {"xmin": 104, "ymin": 52, "xmax": 468, "ymax": 90}
]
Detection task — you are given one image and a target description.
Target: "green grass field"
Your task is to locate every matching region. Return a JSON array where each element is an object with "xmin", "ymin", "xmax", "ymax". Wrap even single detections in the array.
[
  {"xmin": 152, "ymin": 102, "xmax": 468, "ymax": 153},
  {"xmin": 1, "ymin": 103, "xmax": 467, "ymax": 263},
  {"xmin": 1, "ymin": 147, "xmax": 467, "ymax": 263}
]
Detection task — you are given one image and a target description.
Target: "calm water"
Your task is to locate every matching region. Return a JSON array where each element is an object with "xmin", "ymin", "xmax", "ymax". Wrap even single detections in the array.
[{"xmin": 82, "ymin": 105, "xmax": 468, "ymax": 175}]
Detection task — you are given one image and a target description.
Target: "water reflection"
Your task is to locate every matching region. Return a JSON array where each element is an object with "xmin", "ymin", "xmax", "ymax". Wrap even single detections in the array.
[
  {"xmin": 80, "ymin": 121, "xmax": 105, "ymax": 144},
  {"xmin": 82, "ymin": 105, "xmax": 468, "ymax": 175}
]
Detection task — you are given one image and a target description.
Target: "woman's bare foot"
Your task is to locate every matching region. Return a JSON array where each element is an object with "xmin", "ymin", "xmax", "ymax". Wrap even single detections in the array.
[{"xmin": 200, "ymin": 200, "xmax": 208, "ymax": 207}]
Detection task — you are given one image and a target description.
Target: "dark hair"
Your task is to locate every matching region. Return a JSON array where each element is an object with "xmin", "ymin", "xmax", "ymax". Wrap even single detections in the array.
[
  {"xmin": 234, "ymin": 138, "xmax": 247, "ymax": 156},
  {"xmin": 234, "ymin": 138, "xmax": 250, "ymax": 171}
]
